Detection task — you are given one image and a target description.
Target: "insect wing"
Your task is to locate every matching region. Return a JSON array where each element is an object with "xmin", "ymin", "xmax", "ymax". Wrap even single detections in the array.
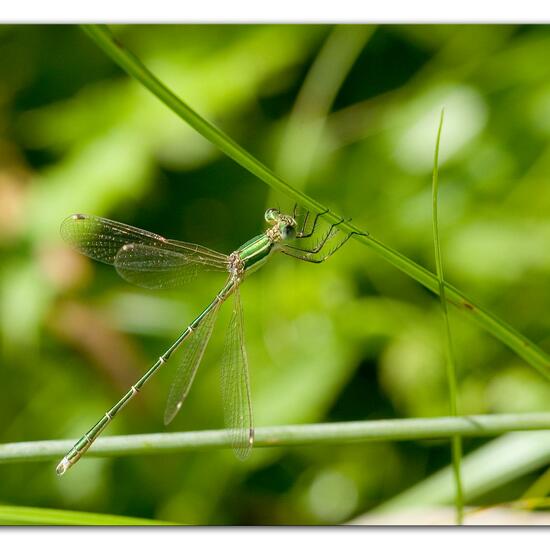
[
  {"xmin": 221, "ymin": 287, "xmax": 254, "ymax": 460},
  {"xmin": 164, "ymin": 300, "xmax": 221, "ymax": 425}
]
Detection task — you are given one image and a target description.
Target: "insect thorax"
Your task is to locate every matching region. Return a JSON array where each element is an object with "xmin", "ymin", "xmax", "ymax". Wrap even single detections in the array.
[
  {"xmin": 228, "ymin": 252, "xmax": 246, "ymax": 280},
  {"xmin": 266, "ymin": 224, "xmax": 282, "ymax": 243}
]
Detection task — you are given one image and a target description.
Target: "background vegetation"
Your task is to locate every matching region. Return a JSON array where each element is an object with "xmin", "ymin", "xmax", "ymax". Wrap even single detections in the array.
[{"xmin": 1, "ymin": 24, "xmax": 550, "ymax": 525}]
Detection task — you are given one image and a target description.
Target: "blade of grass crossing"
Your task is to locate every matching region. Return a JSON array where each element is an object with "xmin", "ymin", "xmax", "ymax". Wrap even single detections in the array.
[{"xmin": 432, "ymin": 109, "xmax": 464, "ymax": 525}]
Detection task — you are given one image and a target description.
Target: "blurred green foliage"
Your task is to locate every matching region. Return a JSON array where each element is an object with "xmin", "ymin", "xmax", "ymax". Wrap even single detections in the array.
[{"xmin": 1, "ymin": 24, "xmax": 550, "ymax": 525}]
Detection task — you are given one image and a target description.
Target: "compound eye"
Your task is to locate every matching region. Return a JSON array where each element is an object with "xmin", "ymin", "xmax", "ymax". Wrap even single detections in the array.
[
  {"xmin": 265, "ymin": 208, "xmax": 280, "ymax": 224},
  {"xmin": 281, "ymin": 224, "xmax": 296, "ymax": 240}
]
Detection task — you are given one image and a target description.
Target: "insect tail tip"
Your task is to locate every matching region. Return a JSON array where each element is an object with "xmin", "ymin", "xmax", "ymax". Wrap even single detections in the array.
[{"xmin": 56, "ymin": 457, "xmax": 71, "ymax": 477}]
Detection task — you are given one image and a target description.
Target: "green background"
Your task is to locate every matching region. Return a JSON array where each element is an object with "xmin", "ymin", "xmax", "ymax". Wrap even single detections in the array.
[{"xmin": 1, "ymin": 24, "xmax": 550, "ymax": 524}]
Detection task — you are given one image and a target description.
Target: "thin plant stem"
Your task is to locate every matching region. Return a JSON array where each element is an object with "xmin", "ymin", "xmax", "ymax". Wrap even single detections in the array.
[
  {"xmin": 431, "ymin": 110, "xmax": 464, "ymax": 525},
  {"xmin": 2, "ymin": 413, "xmax": 550, "ymax": 464},
  {"xmin": 81, "ymin": 24, "xmax": 550, "ymax": 382}
]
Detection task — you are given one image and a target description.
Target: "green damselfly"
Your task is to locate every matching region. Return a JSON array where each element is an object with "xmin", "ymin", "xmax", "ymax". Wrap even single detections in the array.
[{"xmin": 56, "ymin": 207, "xmax": 363, "ymax": 475}]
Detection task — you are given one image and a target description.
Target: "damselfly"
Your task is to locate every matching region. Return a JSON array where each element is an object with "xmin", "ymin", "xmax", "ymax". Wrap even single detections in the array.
[{"xmin": 56, "ymin": 207, "xmax": 363, "ymax": 475}]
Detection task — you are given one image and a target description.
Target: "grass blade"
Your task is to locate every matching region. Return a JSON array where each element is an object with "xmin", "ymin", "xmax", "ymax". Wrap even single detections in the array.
[
  {"xmin": 431, "ymin": 110, "xmax": 464, "ymax": 524},
  {"xmin": 373, "ymin": 431, "xmax": 550, "ymax": 514},
  {"xmin": 0, "ymin": 504, "xmax": 175, "ymax": 525}
]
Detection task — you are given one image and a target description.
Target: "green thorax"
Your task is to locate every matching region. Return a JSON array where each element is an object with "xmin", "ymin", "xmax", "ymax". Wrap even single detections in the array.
[{"xmin": 237, "ymin": 233, "xmax": 274, "ymax": 273}]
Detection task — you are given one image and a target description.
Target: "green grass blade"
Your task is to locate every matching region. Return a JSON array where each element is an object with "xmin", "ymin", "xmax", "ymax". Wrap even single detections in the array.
[
  {"xmin": 373, "ymin": 431, "xmax": 550, "ymax": 514},
  {"xmin": 80, "ymin": 24, "xmax": 550, "ymax": 382},
  {"xmin": 431, "ymin": 110, "xmax": 464, "ymax": 525},
  {"xmin": 0, "ymin": 504, "xmax": 176, "ymax": 525},
  {"xmin": 2, "ymin": 414, "xmax": 550, "ymax": 465}
]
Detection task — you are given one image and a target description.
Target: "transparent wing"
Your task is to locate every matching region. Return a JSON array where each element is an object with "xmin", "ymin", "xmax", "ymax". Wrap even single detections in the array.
[
  {"xmin": 61, "ymin": 214, "xmax": 229, "ymax": 289},
  {"xmin": 114, "ymin": 243, "xmax": 227, "ymax": 289},
  {"xmin": 60, "ymin": 213, "xmax": 228, "ymax": 266},
  {"xmin": 164, "ymin": 300, "xmax": 221, "ymax": 425},
  {"xmin": 221, "ymin": 287, "xmax": 254, "ymax": 460}
]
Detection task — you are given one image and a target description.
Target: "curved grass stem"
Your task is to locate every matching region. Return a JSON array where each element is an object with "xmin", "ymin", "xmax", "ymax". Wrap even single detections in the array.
[{"xmin": 81, "ymin": 24, "xmax": 550, "ymax": 382}]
